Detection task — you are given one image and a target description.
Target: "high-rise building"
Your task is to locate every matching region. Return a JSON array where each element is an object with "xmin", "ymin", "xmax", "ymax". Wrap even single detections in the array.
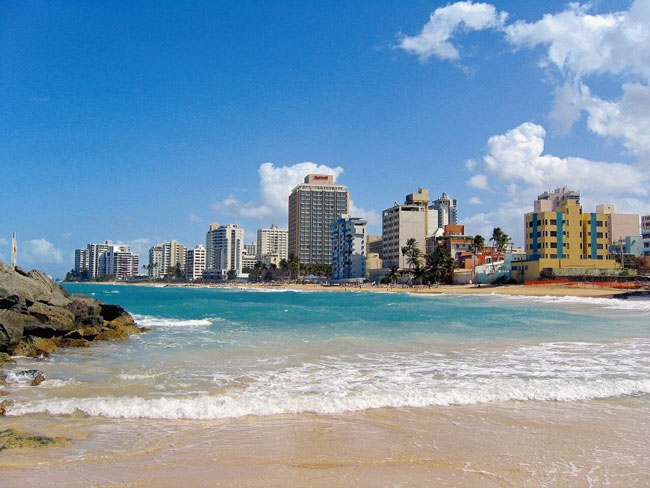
[
  {"xmin": 147, "ymin": 245, "xmax": 164, "ymax": 278},
  {"xmin": 242, "ymin": 242, "xmax": 257, "ymax": 270},
  {"xmin": 185, "ymin": 245, "xmax": 207, "ymax": 281},
  {"xmin": 595, "ymin": 204, "xmax": 640, "ymax": 250},
  {"xmin": 87, "ymin": 241, "xmax": 112, "ymax": 278},
  {"xmin": 406, "ymin": 188, "xmax": 434, "ymax": 236},
  {"xmin": 366, "ymin": 235, "xmax": 383, "ymax": 258},
  {"xmin": 288, "ymin": 174, "xmax": 349, "ymax": 265},
  {"xmin": 331, "ymin": 215, "xmax": 367, "ymax": 280},
  {"xmin": 382, "ymin": 201, "xmax": 426, "ymax": 269},
  {"xmin": 101, "ymin": 244, "xmax": 139, "ymax": 280},
  {"xmin": 256, "ymin": 225, "xmax": 288, "ymax": 261},
  {"xmin": 430, "ymin": 192, "xmax": 457, "ymax": 231},
  {"xmin": 147, "ymin": 240, "xmax": 187, "ymax": 278},
  {"xmin": 74, "ymin": 248, "xmax": 89, "ymax": 273},
  {"xmin": 205, "ymin": 223, "xmax": 244, "ymax": 276}
]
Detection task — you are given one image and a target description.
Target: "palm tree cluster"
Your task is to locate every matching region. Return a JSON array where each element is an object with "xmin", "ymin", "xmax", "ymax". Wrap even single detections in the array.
[
  {"xmin": 387, "ymin": 238, "xmax": 456, "ymax": 285},
  {"xmin": 250, "ymin": 254, "xmax": 331, "ymax": 282}
]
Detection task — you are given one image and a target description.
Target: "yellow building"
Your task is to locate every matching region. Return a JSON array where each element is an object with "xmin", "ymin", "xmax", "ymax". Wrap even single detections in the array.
[{"xmin": 515, "ymin": 198, "xmax": 620, "ymax": 281}]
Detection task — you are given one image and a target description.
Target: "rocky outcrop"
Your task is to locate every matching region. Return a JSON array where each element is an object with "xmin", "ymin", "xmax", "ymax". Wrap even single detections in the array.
[
  {"xmin": 0, "ymin": 428, "xmax": 69, "ymax": 451},
  {"xmin": 0, "ymin": 260, "xmax": 147, "ymax": 357}
]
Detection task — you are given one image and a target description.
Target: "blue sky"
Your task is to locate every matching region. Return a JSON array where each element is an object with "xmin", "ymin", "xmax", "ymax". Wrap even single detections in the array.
[{"xmin": 1, "ymin": 0, "xmax": 648, "ymax": 278}]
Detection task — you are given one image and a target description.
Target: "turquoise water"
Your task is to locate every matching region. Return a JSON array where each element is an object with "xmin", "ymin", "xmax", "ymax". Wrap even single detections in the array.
[{"xmin": 4, "ymin": 284, "xmax": 650, "ymax": 419}]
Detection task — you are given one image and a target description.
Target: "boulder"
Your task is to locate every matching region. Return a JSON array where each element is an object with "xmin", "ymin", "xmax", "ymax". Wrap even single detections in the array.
[
  {"xmin": 100, "ymin": 303, "xmax": 127, "ymax": 322},
  {"xmin": 0, "ymin": 399, "xmax": 13, "ymax": 416},
  {"xmin": 0, "ymin": 428, "xmax": 68, "ymax": 451},
  {"xmin": 23, "ymin": 301, "xmax": 76, "ymax": 337},
  {"xmin": 0, "ymin": 352, "xmax": 14, "ymax": 367},
  {"xmin": 0, "ymin": 309, "xmax": 28, "ymax": 350},
  {"xmin": 0, "ymin": 287, "xmax": 29, "ymax": 314},
  {"xmin": 9, "ymin": 336, "xmax": 59, "ymax": 358}
]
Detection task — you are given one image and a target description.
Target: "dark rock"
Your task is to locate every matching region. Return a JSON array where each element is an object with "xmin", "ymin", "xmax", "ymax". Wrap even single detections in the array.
[
  {"xmin": 23, "ymin": 301, "xmax": 75, "ymax": 337},
  {"xmin": 0, "ymin": 352, "xmax": 14, "ymax": 367},
  {"xmin": 13, "ymin": 266, "xmax": 29, "ymax": 277},
  {"xmin": 100, "ymin": 303, "xmax": 127, "ymax": 322},
  {"xmin": 59, "ymin": 338, "xmax": 90, "ymax": 348},
  {"xmin": 0, "ymin": 428, "xmax": 69, "ymax": 451},
  {"xmin": 0, "ymin": 309, "xmax": 28, "ymax": 350},
  {"xmin": 31, "ymin": 372, "xmax": 46, "ymax": 386},
  {"xmin": 0, "ymin": 288, "xmax": 28, "ymax": 314}
]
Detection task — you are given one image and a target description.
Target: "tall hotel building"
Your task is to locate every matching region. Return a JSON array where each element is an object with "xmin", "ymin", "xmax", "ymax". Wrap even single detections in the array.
[{"xmin": 288, "ymin": 174, "xmax": 349, "ymax": 265}]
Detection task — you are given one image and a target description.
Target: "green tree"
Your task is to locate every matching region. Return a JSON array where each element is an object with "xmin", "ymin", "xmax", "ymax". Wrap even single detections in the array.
[
  {"xmin": 490, "ymin": 228, "xmax": 510, "ymax": 254},
  {"xmin": 401, "ymin": 238, "xmax": 423, "ymax": 280},
  {"xmin": 287, "ymin": 253, "xmax": 300, "ymax": 280},
  {"xmin": 226, "ymin": 269, "xmax": 237, "ymax": 280},
  {"xmin": 386, "ymin": 265, "xmax": 401, "ymax": 284},
  {"xmin": 425, "ymin": 247, "xmax": 456, "ymax": 284}
]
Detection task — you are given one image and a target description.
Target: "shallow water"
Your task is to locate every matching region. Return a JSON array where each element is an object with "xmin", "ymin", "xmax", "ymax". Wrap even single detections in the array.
[{"xmin": 1, "ymin": 284, "xmax": 649, "ymax": 485}]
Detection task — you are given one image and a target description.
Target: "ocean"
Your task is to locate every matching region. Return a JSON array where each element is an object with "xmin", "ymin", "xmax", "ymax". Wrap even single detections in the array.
[{"xmin": 2, "ymin": 284, "xmax": 650, "ymax": 486}]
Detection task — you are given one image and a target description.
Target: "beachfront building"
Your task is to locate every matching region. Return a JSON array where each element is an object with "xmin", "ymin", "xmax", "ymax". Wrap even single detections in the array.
[
  {"xmin": 427, "ymin": 225, "xmax": 473, "ymax": 261},
  {"xmin": 331, "ymin": 215, "xmax": 367, "ymax": 280},
  {"xmin": 100, "ymin": 244, "xmax": 139, "ymax": 280},
  {"xmin": 382, "ymin": 200, "xmax": 426, "ymax": 269},
  {"xmin": 643, "ymin": 215, "xmax": 650, "ymax": 257},
  {"xmin": 595, "ymin": 204, "xmax": 640, "ymax": 254},
  {"xmin": 147, "ymin": 240, "xmax": 187, "ymax": 278},
  {"xmin": 74, "ymin": 248, "xmax": 89, "ymax": 274},
  {"xmin": 430, "ymin": 192, "xmax": 458, "ymax": 233},
  {"xmin": 366, "ymin": 235, "xmax": 382, "ymax": 258},
  {"xmin": 205, "ymin": 222, "xmax": 244, "ymax": 277},
  {"xmin": 185, "ymin": 245, "xmax": 207, "ymax": 281},
  {"xmin": 256, "ymin": 225, "xmax": 288, "ymax": 262},
  {"xmin": 514, "ymin": 193, "xmax": 621, "ymax": 281},
  {"xmin": 87, "ymin": 241, "xmax": 113, "ymax": 278},
  {"xmin": 242, "ymin": 243, "xmax": 257, "ymax": 271},
  {"xmin": 288, "ymin": 174, "xmax": 349, "ymax": 265}
]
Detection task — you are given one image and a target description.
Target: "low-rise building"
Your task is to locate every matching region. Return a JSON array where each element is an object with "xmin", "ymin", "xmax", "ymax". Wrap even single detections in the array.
[{"xmin": 427, "ymin": 225, "xmax": 473, "ymax": 261}]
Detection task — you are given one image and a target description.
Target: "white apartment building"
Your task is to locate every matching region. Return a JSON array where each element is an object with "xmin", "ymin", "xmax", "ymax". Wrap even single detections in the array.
[
  {"xmin": 87, "ymin": 241, "xmax": 113, "ymax": 278},
  {"xmin": 101, "ymin": 244, "xmax": 139, "ymax": 280},
  {"xmin": 382, "ymin": 203, "xmax": 426, "ymax": 269},
  {"xmin": 331, "ymin": 215, "xmax": 367, "ymax": 280},
  {"xmin": 430, "ymin": 192, "xmax": 458, "ymax": 232},
  {"xmin": 185, "ymin": 245, "xmax": 207, "ymax": 281},
  {"xmin": 205, "ymin": 222, "xmax": 244, "ymax": 276},
  {"xmin": 148, "ymin": 245, "xmax": 164, "ymax": 278},
  {"xmin": 147, "ymin": 240, "xmax": 187, "ymax": 278},
  {"xmin": 74, "ymin": 248, "xmax": 89, "ymax": 273},
  {"xmin": 242, "ymin": 243, "xmax": 257, "ymax": 271},
  {"xmin": 256, "ymin": 225, "xmax": 288, "ymax": 262}
]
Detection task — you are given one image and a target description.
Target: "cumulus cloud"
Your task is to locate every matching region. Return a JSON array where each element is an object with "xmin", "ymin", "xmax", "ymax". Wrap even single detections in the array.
[
  {"xmin": 213, "ymin": 162, "xmax": 343, "ymax": 220},
  {"xmin": 483, "ymin": 122, "xmax": 647, "ymax": 195},
  {"xmin": 350, "ymin": 202, "xmax": 381, "ymax": 226},
  {"xmin": 21, "ymin": 239, "xmax": 64, "ymax": 265},
  {"xmin": 467, "ymin": 173, "xmax": 488, "ymax": 189},
  {"xmin": 463, "ymin": 203, "xmax": 529, "ymax": 243},
  {"xmin": 469, "ymin": 196, "xmax": 482, "ymax": 205},
  {"xmin": 189, "ymin": 214, "xmax": 202, "ymax": 223},
  {"xmin": 504, "ymin": 1, "xmax": 650, "ymax": 82},
  {"xmin": 398, "ymin": 1, "xmax": 507, "ymax": 61}
]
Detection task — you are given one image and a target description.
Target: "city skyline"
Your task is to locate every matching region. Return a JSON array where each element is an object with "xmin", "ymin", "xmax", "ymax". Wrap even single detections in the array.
[{"xmin": 2, "ymin": 1, "xmax": 649, "ymax": 278}]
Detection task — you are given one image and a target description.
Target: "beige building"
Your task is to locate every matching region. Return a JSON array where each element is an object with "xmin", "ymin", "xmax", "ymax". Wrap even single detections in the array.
[
  {"xmin": 366, "ymin": 252, "xmax": 383, "ymax": 275},
  {"xmin": 148, "ymin": 240, "xmax": 187, "ymax": 278},
  {"xmin": 596, "ymin": 204, "xmax": 639, "ymax": 249},
  {"xmin": 256, "ymin": 225, "xmax": 288, "ymax": 262},
  {"xmin": 288, "ymin": 174, "xmax": 349, "ymax": 265},
  {"xmin": 366, "ymin": 235, "xmax": 383, "ymax": 258},
  {"xmin": 534, "ymin": 187, "xmax": 580, "ymax": 212},
  {"xmin": 382, "ymin": 201, "xmax": 426, "ymax": 269}
]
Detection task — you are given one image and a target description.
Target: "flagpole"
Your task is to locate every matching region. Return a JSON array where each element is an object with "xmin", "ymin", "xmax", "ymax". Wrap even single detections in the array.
[{"xmin": 11, "ymin": 232, "xmax": 17, "ymax": 267}]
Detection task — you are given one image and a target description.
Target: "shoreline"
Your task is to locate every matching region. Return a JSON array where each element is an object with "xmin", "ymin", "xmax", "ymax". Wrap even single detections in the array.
[{"xmin": 67, "ymin": 280, "xmax": 648, "ymax": 299}]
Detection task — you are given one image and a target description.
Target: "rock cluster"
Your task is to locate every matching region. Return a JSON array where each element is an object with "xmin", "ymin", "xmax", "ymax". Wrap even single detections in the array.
[
  {"xmin": 0, "ymin": 428, "xmax": 69, "ymax": 451},
  {"xmin": 0, "ymin": 260, "xmax": 148, "ymax": 358}
]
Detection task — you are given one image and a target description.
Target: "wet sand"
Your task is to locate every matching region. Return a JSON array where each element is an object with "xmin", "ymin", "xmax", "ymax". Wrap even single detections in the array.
[{"xmin": 2, "ymin": 400, "xmax": 649, "ymax": 487}]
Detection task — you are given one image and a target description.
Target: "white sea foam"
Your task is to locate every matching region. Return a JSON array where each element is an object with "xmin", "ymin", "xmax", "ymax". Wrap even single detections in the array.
[
  {"xmin": 8, "ymin": 339, "xmax": 650, "ymax": 419},
  {"xmin": 493, "ymin": 294, "xmax": 650, "ymax": 311},
  {"xmin": 132, "ymin": 314, "xmax": 214, "ymax": 328}
]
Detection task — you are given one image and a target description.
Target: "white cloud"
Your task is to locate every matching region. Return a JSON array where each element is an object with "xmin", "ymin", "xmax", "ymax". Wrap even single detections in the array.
[
  {"xmin": 21, "ymin": 239, "xmax": 64, "ymax": 265},
  {"xmin": 350, "ymin": 201, "xmax": 381, "ymax": 227},
  {"xmin": 469, "ymin": 196, "xmax": 482, "ymax": 205},
  {"xmin": 467, "ymin": 173, "xmax": 488, "ymax": 189},
  {"xmin": 505, "ymin": 1, "xmax": 650, "ymax": 82},
  {"xmin": 463, "ymin": 203, "xmax": 529, "ymax": 245},
  {"xmin": 465, "ymin": 159, "xmax": 478, "ymax": 171},
  {"xmin": 213, "ymin": 162, "xmax": 343, "ymax": 220},
  {"xmin": 189, "ymin": 214, "xmax": 202, "ymax": 223},
  {"xmin": 483, "ymin": 122, "xmax": 647, "ymax": 195},
  {"xmin": 398, "ymin": 1, "xmax": 507, "ymax": 61}
]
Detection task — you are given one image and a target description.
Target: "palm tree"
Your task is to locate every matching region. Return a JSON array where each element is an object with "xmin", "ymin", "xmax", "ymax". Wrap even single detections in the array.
[
  {"xmin": 469, "ymin": 234, "xmax": 485, "ymax": 281},
  {"xmin": 387, "ymin": 265, "xmax": 401, "ymax": 284},
  {"xmin": 287, "ymin": 253, "xmax": 300, "ymax": 280},
  {"xmin": 401, "ymin": 238, "xmax": 423, "ymax": 280},
  {"xmin": 490, "ymin": 228, "xmax": 510, "ymax": 254}
]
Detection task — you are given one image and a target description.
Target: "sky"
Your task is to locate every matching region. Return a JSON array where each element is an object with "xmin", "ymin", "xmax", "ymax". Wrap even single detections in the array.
[{"xmin": 1, "ymin": 0, "xmax": 649, "ymax": 278}]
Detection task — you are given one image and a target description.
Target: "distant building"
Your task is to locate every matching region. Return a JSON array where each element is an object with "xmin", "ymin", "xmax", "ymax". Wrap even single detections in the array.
[
  {"xmin": 382, "ymin": 200, "xmax": 426, "ymax": 269},
  {"xmin": 331, "ymin": 215, "xmax": 366, "ymax": 280},
  {"xmin": 643, "ymin": 215, "xmax": 650, "ymax": 257},
  {"xmin": 74, "ymin": 248, "xmax": 89, "ymax": 274},
  {"xmin": 428, "ymin": 225, "xmax": 473, "ymax": 261},
  {"xmin": 256, "ymin": 225, "xmax": 288, "ymax": 262},
  {"xmin": 87, "ymin": 241, "xmax": 113, "ymax": 278},
  {"xmin": 596, "ymin": 204, "xmax": 639, "ymax": 252},
  {"xmin": 365, "ymin": 252, "xmax": 383, "ymax": 275},
  {"xmin": 366, "ymin": 235, "xmax": 383, "ymax": 258},
  {"xmin": 101, "ymin": 244, "xmax": 139, "ymax": 280},
  {"xmin": 147, "ymin": 240, "xmax": 187, "ymax": 278},
  {"xmin": 534, "ymin": 187, "xmax": 580, "ymax": 212},
  {"xmin": 242, "ymin": 242, "xmax": 257, "ymax": 270},
  {"xmin": 430, "ymin": 192, "xmax": 457, "ymax": 232},
  {"xmin": 405, "ymin": 188, "xmax": 434, "ymax": 236},
  {"xmin": 185, "ymin": 245, "xmax": 207, "ymax": 281},
  {"xmin": 609, "ymin": 236, "xmax": 643, "ymax": 258},
  {"xmin": 205, "ymin": 222, "xmax": 244, "ymax": 277},
  {"xmin": 288, "ymin": 174, "xmax": 349, "ymax": 265}
]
